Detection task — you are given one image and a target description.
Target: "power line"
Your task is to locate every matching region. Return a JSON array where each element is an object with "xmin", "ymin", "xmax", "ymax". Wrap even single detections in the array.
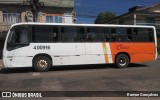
[{"xmin": 76, "ymin": 14, "xmax": 97, "ymax": 18}]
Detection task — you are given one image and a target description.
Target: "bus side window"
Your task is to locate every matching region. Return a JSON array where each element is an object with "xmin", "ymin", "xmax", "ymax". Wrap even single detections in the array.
[
  {"xmin": 53, "ymin": 27, "xmax": 58, "ymax": 42},
  {"xmin": 132, "ymin": 28, "xmax": 138, "ymax": 42},
  {"xmin": 148, "ymin": 29, "xmax": 154, "ymax": 42},
  {"xmin": 133, "ymin": 28, "xmax": 153, "ymax": 42},
  {"xmin": 79, "ymin": 27, "xmax": 85, "ymax": 42},
  {"xmin": 86, "ymin": 27, "xmax": 92, "ymax": 42},
  {"xmin": 138, "ymin": 29, "xmax": 149, "ymax": 42},
  {"xmin": 61, "ymin": 27, "xmax": 65, "ymax": 42},
  {"xmin": 127, "ymin": 28, "xmax": 132, "ymax": 42},
  {"xmin": 133, "ymin": 29, "xmax": 138, "ymax": 35},
  {"xmin": 74, "ymin": 27, "xmax": 85, "ymax": 42},
  {"xmin": 61, "ymin": 26, "xmax": 77, "ymax": 42},
  {"xmin": 111, "ymin": 28, "xmax": 116, "ymax": 42},
  {"xmin": 32, "ymin": 25, "xmax": 55, "ymax": 43}
]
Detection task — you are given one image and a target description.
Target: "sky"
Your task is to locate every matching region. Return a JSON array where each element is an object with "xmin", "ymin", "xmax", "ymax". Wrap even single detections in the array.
[{"xmin": 74, "ymin": 0, "xmax": 160, "ymax": 24}]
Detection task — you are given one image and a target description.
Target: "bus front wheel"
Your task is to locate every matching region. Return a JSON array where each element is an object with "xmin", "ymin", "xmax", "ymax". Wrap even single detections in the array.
[
  {"xmin": 33, "ymin": 56, "xmax": 51, "ymax": 72},
  {"xmin": 115, "ymin": 54, "xmax": 129, "ymax": 68}
]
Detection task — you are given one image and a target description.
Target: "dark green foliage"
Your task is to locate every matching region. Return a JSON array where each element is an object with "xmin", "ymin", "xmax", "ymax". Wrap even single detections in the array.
[{"xmin": 95, "ymin": 12, "xmax": 116, "ymax": 24}]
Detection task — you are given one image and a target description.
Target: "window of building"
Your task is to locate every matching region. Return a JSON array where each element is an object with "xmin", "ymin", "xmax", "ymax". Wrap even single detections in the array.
[
  {"xmin": 3, "ymin": 11, "xmax": 21, "ymax": 23},
  {"xmin": 46, "ymin": 16, "xmax": 62, "ymax": 23},
  {"xmin": 146, "ymin": 17, "xmax": 155, "ymax": 24}
]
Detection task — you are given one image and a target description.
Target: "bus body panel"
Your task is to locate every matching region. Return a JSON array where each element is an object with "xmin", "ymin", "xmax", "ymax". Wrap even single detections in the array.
[
  {"xmin": 3, "ymin": 46, "xmax": 31, "ymax": 67},
  {"xmin": 4, "ymin": 42, "xmax": 156, "ymax": 68},
  {"xmin": 29, "ymin": 43, "xmax": 85, "ymax": 55},
  {"xmin": 84, "ymin": 43, "xmax": 113, "ymax": 63},
  {"xmin": 110, "ymin": 42, "xmax": 156, "ymax": 63},
  {"xmin": 3, "ymin": 43, "xmax": 114, "ymax": 67},
  {"xmin": 26, "ymin": 43, "xmax": 112, "ymax": 66},
  {"xmin": 2, "ymin": 23, "xmax": 157, "ymax": 68}
]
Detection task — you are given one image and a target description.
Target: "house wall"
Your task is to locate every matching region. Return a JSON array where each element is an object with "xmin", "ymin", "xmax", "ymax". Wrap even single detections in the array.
[
  {"xmin": 136, "ymin": 15, "xmax": 146, "ymax": 24},
  {"xmin": 121, "ymin": 15, "xmax": 134, "ymax": 25},
  {"xmin": 109, "ymin": 15, "xmax": 134, "ymax": 25},
  {"xmin": 0, "ymin": 4, "xmax": 74, "ymax": 58},
  {"xmin": 0, "ymin": 4, "xmax": 74, "ymax": 32},
  {"xmin": 136, "ymin": 14, "xmax": 160, "ymax": 25},
  {"xmin": 155, "ymin": 17, "xmax": 160, "ymax": 24},
  {"xmin": 0, "ymin": 11, "xmax": 3, "ymax": 23}
]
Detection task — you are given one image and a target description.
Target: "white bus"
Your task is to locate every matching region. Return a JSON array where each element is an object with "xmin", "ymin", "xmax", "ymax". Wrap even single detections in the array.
[{"xmin": 3, "ymin": 23, "xmax": 157, "ymax": 72}]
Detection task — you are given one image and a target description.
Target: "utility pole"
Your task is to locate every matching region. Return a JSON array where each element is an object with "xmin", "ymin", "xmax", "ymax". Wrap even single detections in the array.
[{"xmin": 27, "ymin": 0, "xmax": 44, "ymax": 22}]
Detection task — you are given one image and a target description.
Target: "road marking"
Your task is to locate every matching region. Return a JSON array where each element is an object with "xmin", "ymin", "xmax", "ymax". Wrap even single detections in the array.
[{"xmin": 32, "ymin": 72, "xmax": 41, "ymax": 76}]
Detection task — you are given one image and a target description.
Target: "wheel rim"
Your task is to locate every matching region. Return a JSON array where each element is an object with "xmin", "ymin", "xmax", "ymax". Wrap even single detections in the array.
[
  {"xmin": 37, "ymin": 59, "xmax": 48, "ymax": 69},
  {"xmin": 119, "ymin": 57, "xmax": 127, "ymax": 66}
]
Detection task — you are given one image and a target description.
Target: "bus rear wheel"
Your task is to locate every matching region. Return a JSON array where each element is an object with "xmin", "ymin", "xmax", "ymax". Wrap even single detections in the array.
[
  {"xmin": 115, "ymin": 54, "xmax": 129, "ymax": 68},
  {"xmin": 33, "ymin": 56, "xmax": 51, "ymax": 72}
]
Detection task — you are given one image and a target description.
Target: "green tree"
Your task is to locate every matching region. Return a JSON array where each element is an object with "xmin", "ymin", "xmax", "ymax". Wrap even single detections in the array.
[{"xmin": 95, "ymin": 12, "xmax": 116, "ymax": 24}]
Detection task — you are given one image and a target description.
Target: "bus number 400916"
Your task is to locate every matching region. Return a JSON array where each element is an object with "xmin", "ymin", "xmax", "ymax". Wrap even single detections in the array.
[{"xmin": 33, "ymin": 45, "xmax": 50, "ymax": 50}]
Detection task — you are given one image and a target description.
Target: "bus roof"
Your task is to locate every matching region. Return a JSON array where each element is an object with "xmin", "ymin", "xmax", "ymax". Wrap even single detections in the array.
[{"xmin": 11, "ymin": 22, "xmax": 155, "ymax": 29}]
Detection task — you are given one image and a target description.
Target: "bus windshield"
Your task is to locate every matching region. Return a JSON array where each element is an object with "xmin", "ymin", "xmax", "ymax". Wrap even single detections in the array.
[{"xmin": 7, "ymin": 25, "xmax": 30, "ymax": 51}]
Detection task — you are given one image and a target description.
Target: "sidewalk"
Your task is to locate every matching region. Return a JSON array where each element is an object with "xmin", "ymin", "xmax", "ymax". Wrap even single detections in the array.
[
  {"xmin": 0, "ymin": 59, "xmax": 3, "ymax": 67},
  {"xmin": 158, "ymin": 55, "xmax": 160, "ymax": 60}
]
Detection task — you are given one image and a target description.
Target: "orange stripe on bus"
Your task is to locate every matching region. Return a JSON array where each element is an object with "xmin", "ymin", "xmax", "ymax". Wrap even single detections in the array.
[{"xmin": 102, "ymin": 43, "xmax": 109, "ymax": 63}]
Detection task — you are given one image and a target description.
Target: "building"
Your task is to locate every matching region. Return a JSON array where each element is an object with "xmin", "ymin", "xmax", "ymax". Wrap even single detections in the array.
[
  {"xmin": 0, "ymin": 0, "xmax": 74, "ymax": 58},
  {"xmin": 108, "ymin": 3, "xmax": 160, "ymax": 52}
]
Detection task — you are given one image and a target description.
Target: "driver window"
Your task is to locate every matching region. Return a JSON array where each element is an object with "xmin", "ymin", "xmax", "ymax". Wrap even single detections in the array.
[
  {"xmin": 14, "ymin": 27, "xmax": 29, "ymax": 44},
  {"xmin": 7, "ymin": 26, "xmax": 30, "ymax": 51}
]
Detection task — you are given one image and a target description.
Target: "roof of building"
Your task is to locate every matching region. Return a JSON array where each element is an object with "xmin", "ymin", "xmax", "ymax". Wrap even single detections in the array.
[
  {"xmin": 108, "ymin": 3, "xmax": 160, "ymax": 23},
  {"xmin": 0, "ymin": 0, "xmax": 74, "ymax": 8}
]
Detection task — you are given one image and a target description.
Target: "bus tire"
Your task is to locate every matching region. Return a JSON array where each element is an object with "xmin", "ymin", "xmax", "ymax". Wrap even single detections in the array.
[
  {"xmin": 115, "ymin": 54, "xmax": 129, "ymax": 68},
  {"xmin": 33, "ymin": 56, "xmax": 51, "ymax": 72}
]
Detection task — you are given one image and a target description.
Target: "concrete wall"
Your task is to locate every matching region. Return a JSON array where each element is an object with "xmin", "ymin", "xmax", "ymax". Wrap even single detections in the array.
[
  {"xmin": 108, "ymin": 15, "xmax": 134, "ymax": 25},
  {"xmin": 0, "ymin": 4, "xmax": 74, "ymax": 32},
  {"xmin": 121, "ymin": 16, "xmax": 134, "ymax": 25}
]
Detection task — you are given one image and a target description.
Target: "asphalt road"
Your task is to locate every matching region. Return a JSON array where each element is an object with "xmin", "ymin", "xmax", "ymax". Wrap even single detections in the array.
[{"xmin": 0, "ymin": 60, "xmax": 160, "ymax": 100}]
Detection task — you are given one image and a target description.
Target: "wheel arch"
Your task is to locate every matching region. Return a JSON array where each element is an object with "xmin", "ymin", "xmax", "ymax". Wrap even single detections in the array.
[
  {"xmin": 115, "ymin": 52, "xmax": 130, "ymax": 63},
  {"xmin": 32, "ymin": 53, "xmax": 53, "ymax": 66}
]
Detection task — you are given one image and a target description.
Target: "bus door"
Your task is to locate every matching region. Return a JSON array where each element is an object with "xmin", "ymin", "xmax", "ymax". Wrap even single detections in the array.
[{"xmin": 4, "ymin": 26, "xmax": 30, "ymax": 67}]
